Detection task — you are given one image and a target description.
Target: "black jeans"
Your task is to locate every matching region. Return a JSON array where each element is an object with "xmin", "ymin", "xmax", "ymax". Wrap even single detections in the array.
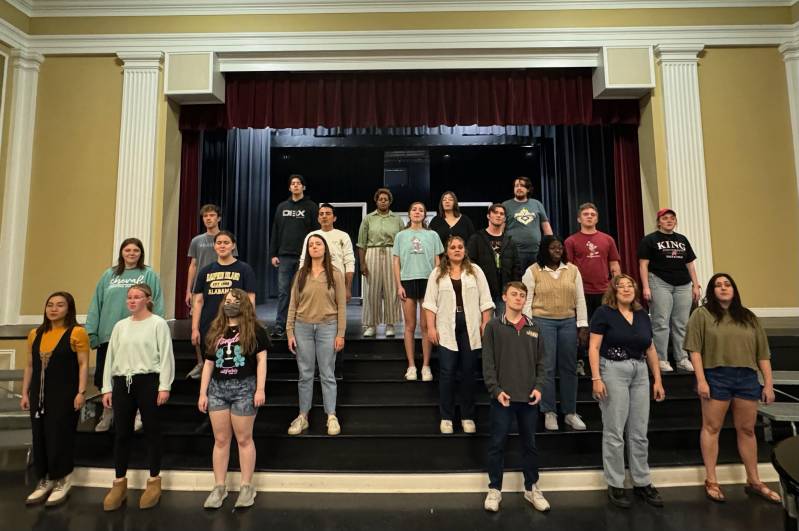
[
  {"xmin": 112, "ymin": 373, "xmax": 163, "ymax": 478},
  {"xmin": 438, "ymin": 312, "xmax": 477, "ymax": 420},
  {"xmin": 487, "ymin": 399, "xmax": 539, "ymax": 491}
]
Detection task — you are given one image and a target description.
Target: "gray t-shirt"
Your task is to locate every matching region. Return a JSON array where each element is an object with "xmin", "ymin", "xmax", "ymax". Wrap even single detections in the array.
[
  {"xmin": 502, "ymin": 198, "xmax": 549, "ymax": 255},
  {"xmin": 188, "ymin": 233, "xmax": 238, "ymax": 272}
]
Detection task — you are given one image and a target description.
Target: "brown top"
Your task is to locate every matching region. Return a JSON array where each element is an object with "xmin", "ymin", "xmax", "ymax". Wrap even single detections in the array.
[{"xmin": 286, "ymin": 268, "xmax": 347, "ymax": 339}]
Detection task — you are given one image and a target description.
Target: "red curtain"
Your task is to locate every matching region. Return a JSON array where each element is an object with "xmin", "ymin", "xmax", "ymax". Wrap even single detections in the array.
[
  {"xmin": 613, "ymin": 126, "xmax": 645, "ymax": 284},
  {"xmin": 180, "ymin": 69, "xmax": 639, "ymax": 131},
  {"xmin": 175, "ymin": 130, "xmax": 201, "ymax": 319}
]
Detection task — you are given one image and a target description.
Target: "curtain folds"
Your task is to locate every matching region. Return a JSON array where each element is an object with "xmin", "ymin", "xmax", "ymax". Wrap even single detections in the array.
[
  {"xmin": 612, "ymin": 126, "xmax": 645, "ymax": 284},
  {"xmin": 175, "ymin": 131, "xmax": 201, "ymax": 319}
]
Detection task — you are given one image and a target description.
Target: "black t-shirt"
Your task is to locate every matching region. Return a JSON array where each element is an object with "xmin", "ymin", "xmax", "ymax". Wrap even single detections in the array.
[
  {"xmin": 205, "ymin": 324, "xmax": 269, "ymax": 380},
  {"xmin": 637, "ymin": 231, "xmax": 696, "ymax": 286},
  {"xmin": 589, "ymin": 305, "xmax": 652, "ymax": 360},
  {"xmin": 429, "ymin": 215, "xmax": 476, "ymax": 248},
  {"xmin": 193, "ymin": 260, "xmax": 257, "ymax": 330},
  {"xmin": 451, "ymin": 278, "xmax": 464, "ymax": 309}
]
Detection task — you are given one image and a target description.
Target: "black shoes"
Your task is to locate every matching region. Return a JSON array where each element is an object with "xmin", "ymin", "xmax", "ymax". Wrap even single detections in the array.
[
  {"xmin": 608, "ymin": 487, "xmax": 632, "ymax": 508},
  {"xmin": 634, "ymin": 485, "xmax": 664, "ymax": 507},
  {"xmin": 270, "ymin": 327, "xmax": 285, "ymax": 339}
]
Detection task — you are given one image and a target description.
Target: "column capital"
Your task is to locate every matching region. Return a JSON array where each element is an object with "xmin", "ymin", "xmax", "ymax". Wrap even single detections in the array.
[
  {"xmin": 116, "ymin": 51, "xmax": 164, "ymax": 70},
  {"xmin": 779, "ymin": 41, "xmax": 799, "ymax": 62},
  {"xmin": 11, "ymin": 50, "xmax": 44, "ymax": 71},
  {"xmin": 654, "ymin": 44, "xmax": 704, "ymax": 64}
]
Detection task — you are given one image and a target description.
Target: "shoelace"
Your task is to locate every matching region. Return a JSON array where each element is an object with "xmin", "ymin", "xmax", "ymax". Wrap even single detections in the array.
[{"xmin": 51, "ymin": 480, "xmax": 65, "ymax": 492}]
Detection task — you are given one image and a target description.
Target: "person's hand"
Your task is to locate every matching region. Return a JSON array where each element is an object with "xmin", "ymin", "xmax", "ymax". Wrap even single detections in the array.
[
  {"xmin": 762, "ymin": 384, "xmax": 775, "ymax": 405},
  {"xmin": 528, "ymin": 389, "xmax": 541, "ymax": 405},
  {"xmin": 74, "ymin": 393, "xmax": 85, "ymax": 411},
  {"xmin": 428, "ymin": 327, "xmax": 439, "ymax": 346},
  {"xmin": 198, "ymin": 393, "xmax": 208, "ymax": 413},
  {"xmin": 346, "ymin": 288, "xmax": 352, "ymax": 303},
  {"xmin": 360, "ymin": 263, "xmax": 369, "ymax": 277},
  {"xmin": 191, "ymin": 328, "xmax": 201, "ymax": 347},
  {"xmin": 497, "ymin": 391, "xmax": 511, "ymax": 407},
  {"xmin": 480, "ymin": 321, "xmax": 488, "ymax": 337},
  {"xmin": 288, "ymin": 337, "xmax": 297, "ymax": 354},
  {"xmin": 692, "ymin": 284, "xmax": 702, "ymax": 303},
  {"xmin": 334, "ymin": 337, "xmax": 345, "ymax": 352},
  {"xmin": 696, "ymin": 380, "xmax": 711, "ymax": 400},
  {"xmin": 592, "ymin": 379, "xmax": 607, "ymax": 401},
  {"xmin": 271, "ymin": 256, "xmax": 280, "ymax": 267},
  {"xmin": 397, "ymin": 286, "xmax": 407, "ymax": 302},
  {"xmin": 157, "ymin": 391, "xmax": 170, "ymax": 406},
  {"xmin": 102, "ymin": 392, "xmax": 113, "ymax": 409},
  {"xmin": 20, "ymin": 394, "xmax": 29, "ymax": 411},
  {"xmin": 185, "ymin": 291, "xmax": 193, "ymax": 308},
  {"xmin": 578, "ymin": 327, "xmax": 589, "ymax": 347},
  {"xmin": 653, "ymin": 382, "xmax": 666, "ymax": 402},
  {"xmin": 254, "ymin": 389, "xmax": 266, "ymax": 408},
  {"xmin": 643, "ymin": 287, "xmax": 652, "ymax": 302}
]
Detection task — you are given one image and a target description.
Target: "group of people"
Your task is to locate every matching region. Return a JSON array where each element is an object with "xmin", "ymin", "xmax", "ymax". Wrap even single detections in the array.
[{"xmin": 18, "ymin": 174, "xmax": 781, "ymax": 514}]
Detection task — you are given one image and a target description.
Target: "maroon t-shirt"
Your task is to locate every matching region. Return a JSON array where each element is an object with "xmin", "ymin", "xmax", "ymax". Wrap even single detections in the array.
[{"xmin": 565, "ymin": 231, "xmax": 621, "ymax": 294}]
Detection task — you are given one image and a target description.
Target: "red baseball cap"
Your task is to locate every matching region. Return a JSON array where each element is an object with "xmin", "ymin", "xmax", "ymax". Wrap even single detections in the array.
[{"xmin": 656, "ymin": 208, "xmax": 676, "ymax": 219}]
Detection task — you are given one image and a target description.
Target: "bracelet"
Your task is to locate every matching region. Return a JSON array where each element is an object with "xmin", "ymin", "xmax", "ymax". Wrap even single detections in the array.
[{"xmin": 591, "ymin": 377, "xmax": 602, "ymax": 381}]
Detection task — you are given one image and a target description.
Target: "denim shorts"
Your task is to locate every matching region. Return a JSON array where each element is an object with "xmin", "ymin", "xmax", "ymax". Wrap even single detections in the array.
[
  {"xmin": 704, "ymin": 367, "xmax": 762, "ymax": 401},
  {"xmin": 208, "ymin": 376, "xmax": 257, "ymax": 416}
]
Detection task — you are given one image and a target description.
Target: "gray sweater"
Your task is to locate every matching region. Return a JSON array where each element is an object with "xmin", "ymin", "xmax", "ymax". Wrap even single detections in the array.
[{"xmin": 482, "ymin": 314, "xmax": 547, "ymax": 402}]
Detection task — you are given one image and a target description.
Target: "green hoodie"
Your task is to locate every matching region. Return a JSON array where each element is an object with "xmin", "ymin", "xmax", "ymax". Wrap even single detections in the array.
[{"xmin": 85, "ymin": 266, "xmax": 164, "ymax": 348}]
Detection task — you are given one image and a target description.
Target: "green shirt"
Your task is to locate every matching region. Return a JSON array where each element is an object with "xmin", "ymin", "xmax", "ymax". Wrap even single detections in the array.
[
  {"xmin": 357, "ymin": 210, "xmax": 405, "ymax": 248},
  {"xmin": 392, "ymin": 228, "xmax": 444, "ymax": 281},
  {"xmin": 683, "ymin": 306, "xmax": 770, "ymax": 371}
]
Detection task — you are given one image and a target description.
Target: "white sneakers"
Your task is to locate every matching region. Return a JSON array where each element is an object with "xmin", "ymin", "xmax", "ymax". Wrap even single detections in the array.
[
  {"xmin": 95, "ymin": 408, "xmax": 113, "ymax": 432},
  {"xmin": 676, "ymin": 358, "xmax": 695, "ymax": 372},
  {"xmin": 363, "ymin": 326, "xmax": 376, "ymax": 337},
  {"xmin": 327, "ymin": 415, "xmax": 341, "ymax": 436},
  {"xmin": 484, "ymin": 488, "xmax": 502, "ymax": 512},
  {"xmin": 186, "ymin": 362, "xmax": 203, "ymax": 379},
  {"xmin": 45, "ymin": 476, "xmax": 71, "ymax": 506},
  {"xmin": 544, "ymin": 412, "xmax": 559, "ymax": 431},
  {"xmin": 659, "ymin": 360, "xmax": 674, "ymax": 373},
  {"xmin": 421, "ymin": 366, "xmax": 433, "ymax": 382},
  {"xmin": 484, "ymin": 485, "xmax": 550, "ymax": 513},
  {"xmin": 134, "ymin": 411, "xmax": 143, "ymax": 432},
  {"xmin": 439, "ymin": 420, "xmax": 454, "ymax": 434},
  {"xmin": 576, "ymin": 359, "xmax": 586, "ymax": 377},
  {"xmin": 404, "ymin": 367, "xmax": 418, "ymax": 381},
  {"xmin": 287, "ymin": 415, "xmax": 309, "ymax": 435},
  {"xmin": 25, "ymin": 479, "xmax": 53, "ymax": 505},
  {"xmin": 461, "ymin": 420, "xmax": 477, "ymax": 434},
  {"xmin": 385, "ymin": 325, "xmax": 395, "ymax": 337},
  {"xmin": 564, "ymin": 413, "xmax": 586, "ymax": 431}
]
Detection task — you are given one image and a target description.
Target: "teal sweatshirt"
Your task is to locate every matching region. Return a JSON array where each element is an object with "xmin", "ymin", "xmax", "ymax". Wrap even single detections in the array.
[{"xmin": 85, "ymin": 266, "xmax": 164, "ymax": 349}]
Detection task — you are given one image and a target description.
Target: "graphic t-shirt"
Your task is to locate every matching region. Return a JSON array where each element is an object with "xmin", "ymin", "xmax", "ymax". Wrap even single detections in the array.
[
  {"xmin": 487, "ymin": 232, "xmax": 504, "ymax": 279},
  {"xmin": 564, "ymin": 231, "xmax": 621, "ymax": 294},
  {"xmin": 188, "ymin": 233, "xmax": 238, "ymax": 273},
  {"xmin": 206, "ymin": 324, "xmax": 269, "ymax": 380},
  {"xmin": 502, "ymin": 198, "xmax": 549, "ymax": 255},
  {"xmin": 392, "ymin": 228, "xmax": 444, "ymax": 281},
  {"xmin": 637, "ymin": 231, "xmax": 696, "ymax": 286},
  {"xmin": 193, "ymin": 261, "xmax": 257, "ymax": 331}
]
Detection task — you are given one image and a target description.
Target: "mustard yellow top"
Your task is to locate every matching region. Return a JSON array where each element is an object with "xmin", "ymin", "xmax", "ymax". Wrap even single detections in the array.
[{"xmin": 27, "ymin": 326, "xmax": 91, "ymax": 356}]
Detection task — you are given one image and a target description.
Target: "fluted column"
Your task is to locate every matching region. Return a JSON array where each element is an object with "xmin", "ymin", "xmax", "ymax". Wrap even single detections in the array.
[
  {"xmin": 779, "ymin": 41, "xmax": 799, "ymax": 204},
  {"xmin": 655, "ymin": 44, "xmax": 714, "ymax": 288},
  {"xmin": 0, "ymin": 51, "xmax": 44, "ymax": 325},
  {"xmin": 113, "ymin": 52, "xmax": 163, "ymax": 260}
]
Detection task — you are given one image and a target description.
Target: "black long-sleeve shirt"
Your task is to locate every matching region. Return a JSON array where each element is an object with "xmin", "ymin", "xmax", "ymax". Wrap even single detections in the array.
[
  {"xmin": 269, "ymin": 196, "xmax": 319, "ymax": 258},
  {"xmin": 482, "ymin": 314, "xmax": 547, "ymax": 402}
]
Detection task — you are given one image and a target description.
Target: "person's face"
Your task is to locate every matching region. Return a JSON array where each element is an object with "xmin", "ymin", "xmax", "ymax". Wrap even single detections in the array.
[
  {"xmin": 202, "ymin": 211, "xmax": 220, "ymax": 230},
  {"xmin": 308, "ymin": 236, "xmax": 326, "ymax": 259},
  {"xmin": 289, "ymin": 178, "xmax": 305, "ymax": 195},
  {"xmin": 488, "ymin": 207, "xmax": 506, "ymax": 227},
  {"xmin": 513, "ymin": 179, "xmax": 529, "ymax": 199},
  {"xmin": 446, "ymin": 239, "xmax": 465, "ymax": 262},
  {"xmin": 713, "ymin": 276, "xmax": 734, "ymax": 304},
  {"xmin": 547, "ymin": 240, "xmax": 564, "ymax": 263},
  {"xmin": 658, "ymin": 213, "xmax": 677, "ymax": 231},
  {"xmin": 214, "ymin": 235, "xmax": 234, "ymax": 258},
  {"xmin": 127, "ymin": 288, "xmax": 150, "ymax": 314},
  {"xmin": 615, "ymin": 278, "xmax": 636, "ymax": 305},
  {"xmin": 409, "ymin": 203, "xmax": 426, "ymax": 223},
  {"xmin": 375, "ymin": 193, "xmax": 391, "ymax": 212},
  {"xmin": 224, "ymin": 292, "xmax": 240, "ymax": 305},
  {"xmin": 318, "ymin": 207, "xmax": 335, "ymax": 229},
  {"xmin": 441, "ymin": 194, "xmax": 455, "ymax": 212},
  {"xmin": 578, "ymin": 208, "xmax": 598, "ymax": 229},
  {"xmin": 122, "ymin": 244, "xmax": 142, "ymax": 267},
  {"xmin": 503, "ymin": 287, "xmax": 526, "ymax": 311},
  {"xmin": 45, "ymin": 296, "xmax": 68, "ymax": 323}
]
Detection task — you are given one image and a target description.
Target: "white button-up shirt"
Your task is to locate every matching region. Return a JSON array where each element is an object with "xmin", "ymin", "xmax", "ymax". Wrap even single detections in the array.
[{"xmin": 521, "ymin": 262, "xmax": 588, "ymax": 327}]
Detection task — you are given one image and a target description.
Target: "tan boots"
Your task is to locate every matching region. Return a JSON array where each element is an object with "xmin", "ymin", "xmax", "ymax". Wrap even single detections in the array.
[{"xmin": 103, "ymin": 476, "xmax": 162, "ymax": 511}]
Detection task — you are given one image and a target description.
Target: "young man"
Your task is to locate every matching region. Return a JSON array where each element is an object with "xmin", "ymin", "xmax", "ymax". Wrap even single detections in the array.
[
  {"xmin": 502, "ymin": 177, "xmax": 553, "ymax": 271},
  {"xmin": 482, "ymin": 281, "xmax": 550, "ymax": 514},
  {"xmin": 269, "ymin": 175, "xmax": 319, "ymax": 338},
  {"xmin": 298, "ymin": 203, "xmax": 356, "ymax": 301},
  {"xmin": 466, "ymin": 203, "xmax": 521, "ymax": 317},
  {"xmin": 185, "ymin": 204, "xmax": 238, "ymax": 379},
  {"xmin": 564, "ymin": 203, "xmax": 621, "ymax": 376}
]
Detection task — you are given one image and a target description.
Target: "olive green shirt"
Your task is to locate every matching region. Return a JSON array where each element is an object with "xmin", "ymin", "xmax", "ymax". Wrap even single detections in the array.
[
  {"xmin": 357, "ymin": 210, "xmax": 405, "ymax": 248},
  {"xmin": 683, "ymin": 306, "xmax": 770, "ymax": 371}
]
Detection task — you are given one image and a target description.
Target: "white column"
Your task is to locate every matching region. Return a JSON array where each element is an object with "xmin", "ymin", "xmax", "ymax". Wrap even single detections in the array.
[
  {"xmin": 113, "ymin": 52, "xmax": 163, "ymax": 261},
  {"xmin": 0, "ymin": 50, "xmax": 44, "ymax": 325},
  {"xmin": 779, "ymin": 41, "xmax": 799, "ymax": 205},
  {"xmin": 655, "ymin": 44, "xmax": 714, "ymax": 288}
]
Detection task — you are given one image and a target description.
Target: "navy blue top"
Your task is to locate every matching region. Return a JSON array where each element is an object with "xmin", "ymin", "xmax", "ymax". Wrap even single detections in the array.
[{"xmin": 589, "ymin": 305, "xmax": 653, "ymax": 360}]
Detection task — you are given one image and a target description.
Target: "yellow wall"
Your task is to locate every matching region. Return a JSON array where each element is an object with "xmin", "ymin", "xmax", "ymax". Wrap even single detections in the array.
[
  {"xmin": 699, "ymin": 47, "xmax": 799, "ymax": 308},
  {"xmin": 638, "ymin": 61, "xmax": 669, "ymax": 235},
  {"xmin": 22, "ymin": 56, "xmax": 122, "ymax": 315},
  {"xmin": 0, "ymin": 0, "xmax": 30, "ymax": 34},
  {"xmin": 0, "ymin": 338, "xmax": 28, "ymax": 379}
]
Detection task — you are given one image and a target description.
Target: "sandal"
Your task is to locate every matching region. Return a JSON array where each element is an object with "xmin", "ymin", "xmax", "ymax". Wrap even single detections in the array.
[
  {"xmin": 744, "ymin": 481, "xmax": 782, "ymax": 504},
  {"xmin": 704, "ymin": 480, "xmax": 726, "ymax": 503}
]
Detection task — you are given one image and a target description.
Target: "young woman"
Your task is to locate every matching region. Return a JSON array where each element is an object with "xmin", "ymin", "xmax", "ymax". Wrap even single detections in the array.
[
  {"xmin": 423, "ymin": 236, "xmax": 494, "ymax": 434},
  {"xmin": 198, "ymin": 289, "xmax": 268, "ymax": 509},
  {"xmin": 393, "ymin": 202, "xmax": 444, "ymax": 381},
  {"xmin": 101, "ymin": 284, "xmax": 175, "ymax": 512},
  {"xmin": 428, "ymin": 191, "xmax": 475, "ymax": 248},
  {"xmin": 522, "ymin": 235, "xmax": 588, "ymax": 432},
  {"xmin": 286, "ymin": 235, "xmax": 347, "ymax": 436},
  {"xmin": 86, "ymin": 237, "xmax": 164, "ymax": 432},
  {"xmin": 21, "ymin": 292, "xmax": 89, "ymax": 506},
  {"xmin": 684, "ymin": 273, "xmax": 780, "ymax": 505},
  {"xmin": 638, "ymin": 208, "xmax": 701, "ymax": 373},
  {"xmin": 589, "ymin": 275, "xmax": 665, "ymax": 509}
]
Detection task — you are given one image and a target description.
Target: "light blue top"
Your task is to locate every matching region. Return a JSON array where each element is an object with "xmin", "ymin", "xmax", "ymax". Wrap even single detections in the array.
[{"xmin": 392, "ymin": 228, "xmax": 444, "ymax": 281}]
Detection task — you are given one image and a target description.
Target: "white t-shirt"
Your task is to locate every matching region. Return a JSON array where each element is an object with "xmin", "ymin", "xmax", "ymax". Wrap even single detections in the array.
[{"xmin": 298, "ymin": 228, "xmax": 356, "ymax": 274}]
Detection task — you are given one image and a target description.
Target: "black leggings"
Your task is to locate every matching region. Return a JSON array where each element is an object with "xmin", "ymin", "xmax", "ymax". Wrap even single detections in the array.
[{"xmin": 112, "ymin": 373, "xmax": 162, "ymax": 478}]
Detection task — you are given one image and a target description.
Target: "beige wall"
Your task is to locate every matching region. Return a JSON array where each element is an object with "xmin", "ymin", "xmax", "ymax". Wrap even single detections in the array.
[
  {"xmin": 21, "ymin": 56, "xmax": 122, "ymax": 315},
  {"xmin": 0, "ymin": 338, "xmax": 29, "ymax": 377},
  {"xmin": 0, "ymin": 0, "xmax": 29, "ymax": 34},
  {"xmin": 699, "ymin": 47, "xmax": 799, "ymax": 308},
  {"xmin": 638, "ymin": 62, "xmax": 669, "ymax": 235},
  {"xmin": 0, "ymin": 40, "xmax": 13, "ymax": 226}
]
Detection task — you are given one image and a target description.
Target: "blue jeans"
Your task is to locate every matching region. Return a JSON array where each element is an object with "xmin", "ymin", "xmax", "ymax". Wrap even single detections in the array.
[
  {"xmin": 648, "ymin": 273, "xmax": 691, "ymax": 363},
  {"xmin": 535, "ymin": 316, "xmax": 578, "ymax": 415},
  {"xmin": 275, "ymin": 255, "xmax": 299, "ymax": 330},
  {"xmin": 438, "ymin": 313, "xmax": 477, "ymax": 421},
  {"xmin": 492, "ymin": 295, "xmax": 506, "ymax": 318},
  {"xmin": 599, "ymin": 357, "xmax": 652, "ymax": 488},
  {"xmin": 294, "ymin": 320, "xmax": 338, "ymax": 415},
  {"xmin": 487, "ymin": 400, "xmax": 539, "ymax": 491}
]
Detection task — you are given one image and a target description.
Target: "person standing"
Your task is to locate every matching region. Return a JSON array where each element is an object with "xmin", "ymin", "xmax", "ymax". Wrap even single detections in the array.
[
  {"xmin": 638, "ymin": 208, "xmax": 701, "ymax": 373},
  {"xmin": 482, "ymin": 281, "xmax": 550, "ymax": 514},
  {"xmin": 428, "ymin": 191, "xmax": 475, "ymax": 248},
  {"xmin": 21, "ymin": 292, "xmax": 89, "ymax": 506},
  {"xmin": 101, "ymin": 284, "xmax": 175, "ymax": 511},
  {"xmin": 270, "ymin": 174, "xmax": 319, "ymax": 338},
  {"xmin": 357, "ymin": 188, "xmax": 405, "ymax": 338},
  {"xmin": 299, "ymin": 203, "xmax": 356, "ymax": 302},
  {"xmin": 502, "ymin": 176, "xmax": 553, "ymax": 271},
  {"xmin": 467, "ymin": 203, "xmax": 521, "ymax": 317},
  {"xmin": 185, "ymin": 204, "xmax": 238, "ymax": 379},
  {"xmin": 86, "ymin": 237, "xmax": 164, "ymax": 433}
]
